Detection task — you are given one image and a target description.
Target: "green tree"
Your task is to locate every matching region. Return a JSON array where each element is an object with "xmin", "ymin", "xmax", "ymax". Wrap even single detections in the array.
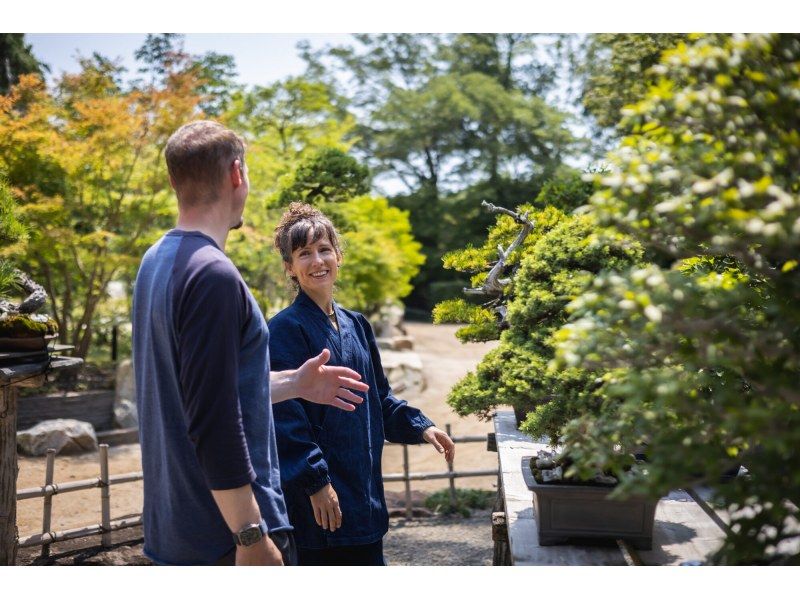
[
  {"xmin": 303, "ymin": 34, "xmax": 577, "ymax": 312},
  {"xmin": 221, "ymin": 77, "xmax": 356, "ymax": 313},
  {"xmin": 0, "ymin": 176, "xmax": 28, "ymax": 297},
  {"xmin": 0, "ymin": 33, "xmax": 48, "ymax": 95},
  {"xmin": 573, "ymin": 34, "xmax": 689, "ymax": 142},
  {"xmin": 134, "ymin": 33, "xmax": 239, "ymax": 116},
  {"xmin": 553, "ymin": 33, "xmax": 800, "ymax": 564},
  {"xmin": 0, "ymin": 177, "xmax": 26, "ymax": 249}
]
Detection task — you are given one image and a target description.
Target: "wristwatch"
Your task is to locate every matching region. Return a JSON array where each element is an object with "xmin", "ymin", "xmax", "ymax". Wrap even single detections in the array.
[{"xmin": 232, "ymin": 519, "xmax": 268, "ymax": 547}]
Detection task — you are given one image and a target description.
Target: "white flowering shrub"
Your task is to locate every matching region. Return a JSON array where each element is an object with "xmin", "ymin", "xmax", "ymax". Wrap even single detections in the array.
[{"xmin": 553, "ymin": 34, "xmax": 800, "ymax": 564}]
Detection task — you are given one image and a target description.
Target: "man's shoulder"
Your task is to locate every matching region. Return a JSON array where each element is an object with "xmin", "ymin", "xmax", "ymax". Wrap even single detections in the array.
[
  {"xmin": 172, "ymin": 234, "xmax": 241, "ymax": 286},
  {"xmin": 139, "ymin": 231, "xmax": 237, "ymax": 278}
]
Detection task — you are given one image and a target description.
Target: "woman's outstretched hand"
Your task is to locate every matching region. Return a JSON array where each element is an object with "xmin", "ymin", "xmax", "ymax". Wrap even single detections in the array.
[
  {"xmin": 309, "ymin": 483, "xmax": 342, "ymax": 532},
  {"xmin": 295, "ymin": 349, "xmax": 368, "ymax": 411},
  {"xmin": 422, "ymin": 426, "xmax": 455, "ymax": 463}
]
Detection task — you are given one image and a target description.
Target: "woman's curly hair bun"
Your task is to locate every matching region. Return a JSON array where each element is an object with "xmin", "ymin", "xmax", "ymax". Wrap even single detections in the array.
[{"xmin": 273, "ymin": 202, "xmax": 343, "ymax": 265}]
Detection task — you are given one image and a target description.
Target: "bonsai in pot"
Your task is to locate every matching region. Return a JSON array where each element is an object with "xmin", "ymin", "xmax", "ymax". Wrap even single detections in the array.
[
  {"xmin": 525, "ymin": 449, "xmax": 657, "ymax": 549},
  {"xmin": 0, "ymin": 267, "xmax": 58, "ymax": 352}
]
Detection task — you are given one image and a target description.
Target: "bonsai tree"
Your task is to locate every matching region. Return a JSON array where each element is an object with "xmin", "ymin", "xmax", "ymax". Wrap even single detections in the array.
[
  {"xmin": 553, "ymin": 34, "xmax": 800, "ymax": 564},
  {"xmin": 0, "ymin": 176, "xmax": 57, "ymax": 341},
  {"xmin": 434, "ymin": 172, "xmax": 643, "ymax": 441}
]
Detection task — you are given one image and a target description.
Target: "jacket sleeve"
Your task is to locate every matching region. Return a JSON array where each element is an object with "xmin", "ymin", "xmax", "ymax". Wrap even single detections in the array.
[
  {"xmin": 269, "ymin": 315, "xmax": 331, "ymax": 495},
  {"xmin": 358, "ymin": 314, "xmax": 434, "ymax": 444},
  {"xmin": 272, "ymin": 400, "xmax": 332, "ymax": 495}
]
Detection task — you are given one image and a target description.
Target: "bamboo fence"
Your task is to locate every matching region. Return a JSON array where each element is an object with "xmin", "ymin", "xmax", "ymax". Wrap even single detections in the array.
[{"xmin": 15, "ymin": 427, "xmax": 494, "ymax": 553}]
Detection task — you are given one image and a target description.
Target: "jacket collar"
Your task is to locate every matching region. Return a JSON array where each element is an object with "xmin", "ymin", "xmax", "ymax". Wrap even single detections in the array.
[{"xmin": 295, "ymin": 289, "xmax": 339, "ymax": 320}]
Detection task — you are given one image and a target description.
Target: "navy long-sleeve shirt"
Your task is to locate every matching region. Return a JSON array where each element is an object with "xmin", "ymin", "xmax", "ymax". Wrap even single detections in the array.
[
  {"xmin": 269, "ymin": 290, "xmax": 434, "ymax": 549},
  {"xmin": 133, "ymin": 230, "xmax": 290, "ymax": 565}
]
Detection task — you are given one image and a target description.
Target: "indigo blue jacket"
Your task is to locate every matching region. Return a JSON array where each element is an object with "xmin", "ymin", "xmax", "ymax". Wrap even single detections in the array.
[{"xmin": 268, "ymin": 291, "xmax": 434, "ymax": 548}]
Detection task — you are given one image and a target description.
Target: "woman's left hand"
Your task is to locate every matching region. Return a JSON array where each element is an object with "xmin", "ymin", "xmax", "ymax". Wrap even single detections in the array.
[{"xmin": 422, "ymin": 426, "xmax": 455, "ymax": 463}]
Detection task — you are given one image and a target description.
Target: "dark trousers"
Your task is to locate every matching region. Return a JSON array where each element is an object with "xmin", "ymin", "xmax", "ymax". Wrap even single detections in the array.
[
  {"xmin": 215, "ymin": 530, "xmax": 297, "ymax": 566},
  {"xmin": 296, "ymin": 540, "xmax": 386, "ymax": 566}
]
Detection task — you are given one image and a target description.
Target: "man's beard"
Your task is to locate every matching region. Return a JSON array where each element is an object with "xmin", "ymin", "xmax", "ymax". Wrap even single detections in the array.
[{"xmin": 230, "ymin": 217, "xmax": 245, "ymax": 230}]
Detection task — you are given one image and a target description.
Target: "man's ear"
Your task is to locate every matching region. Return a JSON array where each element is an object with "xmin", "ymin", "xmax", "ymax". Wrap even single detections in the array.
[{"xmin": 231, "ymin": 159, "xmax": 244, "ymax": 188}]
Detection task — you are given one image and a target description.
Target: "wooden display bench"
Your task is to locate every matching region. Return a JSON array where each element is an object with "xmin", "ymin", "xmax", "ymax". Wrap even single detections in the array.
[
  {"xmin": 492, "ymin": 409, "xmax": 729, "ymax": 565},
  {"xmin": 1, "ymin": 355, "xmax": 83, "ymax": 565}
]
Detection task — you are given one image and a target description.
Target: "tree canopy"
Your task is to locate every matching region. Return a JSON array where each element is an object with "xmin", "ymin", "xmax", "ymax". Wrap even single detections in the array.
[
  {"xmin": 302, "ymin": 34, "xmax": 578, "ymax": 312},
  {"xmin": 0, "ymin": 33, "xmax": 48, "ymax": 95}
]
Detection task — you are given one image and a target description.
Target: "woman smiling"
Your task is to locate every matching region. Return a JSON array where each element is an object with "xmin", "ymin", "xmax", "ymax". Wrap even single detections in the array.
[{"xmin": 268, "ymin": 202, "xmax": 454, "ymax": 566}]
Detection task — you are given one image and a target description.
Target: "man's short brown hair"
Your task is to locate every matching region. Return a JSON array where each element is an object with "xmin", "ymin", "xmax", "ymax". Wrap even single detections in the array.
[{"xmin": 165, "ymin": 120, "xmax": 246, "ymax": 206}]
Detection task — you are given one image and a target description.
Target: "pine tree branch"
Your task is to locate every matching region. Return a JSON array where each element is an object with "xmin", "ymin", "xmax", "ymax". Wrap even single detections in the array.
[{"xmin": 464, "ymin": 201, "xmax": 534, "ymax": 297}]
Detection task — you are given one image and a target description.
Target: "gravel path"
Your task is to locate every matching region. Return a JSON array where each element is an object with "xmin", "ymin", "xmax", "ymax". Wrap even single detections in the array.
[
  {"xmin": 16, "ymin": 510, "xmax": 495, "ymax": 566},
  {"xmin": 385, "ymin": 511, "xmax": 494, "ymax": 566}
]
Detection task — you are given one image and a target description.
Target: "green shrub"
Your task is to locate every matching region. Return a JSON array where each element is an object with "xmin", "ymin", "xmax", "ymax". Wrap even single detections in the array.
[
  {"xmin": 436, "ymin": 202, "xmax": 643, "ymax": 440},
  {"xmin": 424, "ymin": 488, "xmax": 495, "ymax": 517},
  {"xmin": 554, "ymin": 34, "xmax": 800, "ymax": 564}
]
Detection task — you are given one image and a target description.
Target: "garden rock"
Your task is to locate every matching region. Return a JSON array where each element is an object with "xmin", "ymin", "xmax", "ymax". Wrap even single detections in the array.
[
  {"xmin": 372, "ymin": 303, "xmax": 406, "ymax": 339},
  {"xmin": 377, "ymin": 335, "xmax": 415, "ymax": 351},
  {"xmin": 114, "ymin": 359, "xmax": 138, "ymax": 428},
  {"xmin": 17, "ymin": 419, "xmax": 98, "ymax": 456},
  {"xmin": 381, "ymin": 350, "xmax": 425, "ymax": 396},
  {"xmin": 541, "ymin": 466, "xmax": 563, "ymax": 483}
]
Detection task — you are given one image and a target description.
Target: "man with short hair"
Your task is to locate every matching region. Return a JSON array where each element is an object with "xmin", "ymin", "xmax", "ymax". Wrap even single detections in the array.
[{"xmin": 132, "ymin": 120, "xmax": 367, "ymax": 565}]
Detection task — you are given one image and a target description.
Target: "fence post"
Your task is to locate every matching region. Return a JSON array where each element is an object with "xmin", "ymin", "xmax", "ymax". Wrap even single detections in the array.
[
  {"xmin": 0, "ymin": 385, "xmax": 20, "ymax": 565},
  {"xmin": 99, "ymin": 444, "xmax": 111, "ymax": 548},
  {"xmin": 403, "ymin": 444, "xmax": 412, "ymax": 520},
  {"xmin": 111, "ymin": 325, "xmax": 118, "ymax": 362},
  {"xmin": 446, "ymin": 424, "xmax": 457, "ymax": 512},
  {"xmin": 40, "ymin": 448, "xmax": 56, "ymax": 558}
]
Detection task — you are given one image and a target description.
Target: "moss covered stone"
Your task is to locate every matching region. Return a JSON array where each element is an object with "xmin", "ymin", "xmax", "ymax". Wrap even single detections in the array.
[{"xmin": 0, "ymin": 313, "xmax": 58, "ymax": 338}]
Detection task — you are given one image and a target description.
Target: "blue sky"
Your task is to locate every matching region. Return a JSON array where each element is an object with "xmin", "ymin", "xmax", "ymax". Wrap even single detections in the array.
[{"xmin": 27, "ymin": 34, "xmax": 351, "ymax": 88}]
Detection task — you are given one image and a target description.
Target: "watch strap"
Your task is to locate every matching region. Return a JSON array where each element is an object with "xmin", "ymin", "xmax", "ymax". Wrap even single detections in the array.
[{"xmin": 232, "ymin": 518, "xmax": 268, "ymax": 546}]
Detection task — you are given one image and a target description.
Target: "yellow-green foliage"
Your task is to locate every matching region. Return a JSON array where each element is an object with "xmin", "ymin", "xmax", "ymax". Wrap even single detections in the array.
[
  {"xmin": 333, "ymin": 195, "xmax": 425, "ymax": 314},
  {"xmin": 432, "ymin": 299, "xmax": 497, "ymax": 342},
  {"xmin": 0, "ymin": 177, "xmax": 27, "ymax": 249}
]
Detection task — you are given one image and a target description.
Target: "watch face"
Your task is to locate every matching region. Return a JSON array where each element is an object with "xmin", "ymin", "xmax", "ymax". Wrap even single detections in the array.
[{"xmin": 239, "ymin": 526, "xmax": 262, "ymax": 546}]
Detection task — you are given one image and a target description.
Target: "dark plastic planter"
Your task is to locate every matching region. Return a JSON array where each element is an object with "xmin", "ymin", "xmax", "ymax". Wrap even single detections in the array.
[{"xmin": 522, "ymin": 457, "xmax": 657, "ymax": 550}]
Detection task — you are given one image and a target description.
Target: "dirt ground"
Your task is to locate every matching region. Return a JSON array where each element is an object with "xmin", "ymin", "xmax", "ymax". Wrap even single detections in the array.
[{"xmin": 15, "ymin": 322, "xmax": 500, "ymax": 543}]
